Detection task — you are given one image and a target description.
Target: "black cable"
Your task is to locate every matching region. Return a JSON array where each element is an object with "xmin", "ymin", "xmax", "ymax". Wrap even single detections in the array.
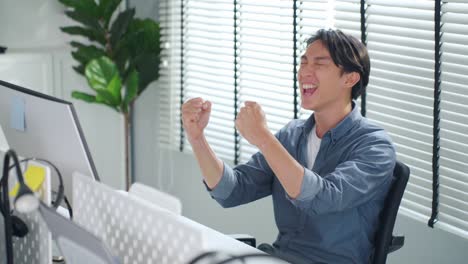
[
  {"xmin": 215, "ymin": 253, "xmax": 288, "ymax": 264},
  {"xmin": 2, "ymin": 149, "xmax": 27, "ymax": 264},
  {"xmin": 63, "ymin": 194, "xmax": 73, "ymax": 219},
  {"xmin": 187, "ymin": 251, "xmax": 219, "ymax": 264},
  {"xmin": 0, "ymin": 196, "xmax": 6, "ymax": 216},
  {"xmin": 188, "ymin": 251, "xmax": 288, "ymax": 264}
]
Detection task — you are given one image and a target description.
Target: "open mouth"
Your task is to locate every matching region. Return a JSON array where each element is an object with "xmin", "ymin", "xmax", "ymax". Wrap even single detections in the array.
[{"xmin": 302, "ymin": 84, "xmax": 317, "ymax": 96}]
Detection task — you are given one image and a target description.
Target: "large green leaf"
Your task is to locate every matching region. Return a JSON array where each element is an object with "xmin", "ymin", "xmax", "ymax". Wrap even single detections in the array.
[
  {"xmin": 107, "ymin": 74, "xmax": 122, "ymax": 105},
  {"xmin": 99, "ymin": 0, "xmax": 123, "ymax": 28},
  {"xmin": 95, "ymin": 89, "xmax": 120, "ymax": 109},
  {"xmin": 85, "ymin": 57, "xmax": 118, "ymax": 91},
  {"xmin": 71, "ymin": 42, "xmax": 106, "ymax": 65},
  {"xmin": 125, "ymin": 19, "xmax": 161, "ymax": 56},
  {"xmin": 112, "ymin": 48, "xmax": 129, "ymax": 78},
  {"xmin": 60, "ymin": 26, "xmax": 106, "ymax": 45},
  {"xmin": 71, "ymin": 91, "xmax": 97, "ymax": 103},
  {"xmin": 133, "ymin": 54, "xmax": 160, "ymax": 94},
  {"xmin": 65, "ymin": 10, "xmax": 102, "ymax": 31},
  {"xmin": 73, "ymin": 65, "xmax": 85, "ymax": 76},
  {"xmin": 85, "ymin": 57, "xmax": 123, "ymax": 108},
  {"xmin": 109, "ymin": 8, "xmax": 135, "ymax": 48},
  {"xmin": 120, "ymin": 19, "xmax": 161, "ymax": 93}
]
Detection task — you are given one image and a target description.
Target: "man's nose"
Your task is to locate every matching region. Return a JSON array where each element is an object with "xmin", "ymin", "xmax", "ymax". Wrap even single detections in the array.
[{"xmin": 299, "ymin": 65, "xmax": 315, "ymax": 77}]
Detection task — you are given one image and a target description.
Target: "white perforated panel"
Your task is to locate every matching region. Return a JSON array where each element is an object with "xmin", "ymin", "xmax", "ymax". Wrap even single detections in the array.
[
  {"xmin": 0, "ymin": 211, "xmax": 51, "ymax": 264},
  {"xmin": 73, "ymin": 174, "xmax": 203, "ymax": 264},
  {"xmin": 13, "ymin": 211, "xmax": 51, "ymax": 264}
]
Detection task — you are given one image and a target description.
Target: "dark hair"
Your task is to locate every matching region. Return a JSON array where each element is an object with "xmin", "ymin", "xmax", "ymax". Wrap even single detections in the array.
[{"xmin": 306, "ymin": 29, "xmax": 370, "ymax": 100}]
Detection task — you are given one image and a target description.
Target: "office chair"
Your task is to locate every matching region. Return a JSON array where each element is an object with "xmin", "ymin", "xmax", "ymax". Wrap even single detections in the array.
[{"xmin": 371, "ymin": 160, "xmax": 410, "ymax": 264}]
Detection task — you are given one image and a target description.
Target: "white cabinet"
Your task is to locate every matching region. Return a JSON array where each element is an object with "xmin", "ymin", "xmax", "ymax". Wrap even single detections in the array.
[{"xmin": 0, "ymin": 51, "xmax": 125, "ymax": 190}]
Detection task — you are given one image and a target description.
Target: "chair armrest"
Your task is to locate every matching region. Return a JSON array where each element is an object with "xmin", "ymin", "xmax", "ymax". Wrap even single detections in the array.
[
  {"xmin": 228, "ymin": 234, "xmax": 256, "ymax": 247},
  {"xmin": 388, "ymin": 235, "xmax": 405, "ymax": 253}
]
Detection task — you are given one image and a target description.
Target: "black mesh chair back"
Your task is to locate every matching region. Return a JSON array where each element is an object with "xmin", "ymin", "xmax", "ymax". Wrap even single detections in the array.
[{"xmin": 372, "ymin": 160, "xmax": 410, "ymax": 264}]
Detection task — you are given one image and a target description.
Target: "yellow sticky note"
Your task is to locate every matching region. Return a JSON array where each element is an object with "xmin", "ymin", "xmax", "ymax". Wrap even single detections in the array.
[{"xmin": 9, "ymin": 165, "xmax": 45, "ymax": 197}]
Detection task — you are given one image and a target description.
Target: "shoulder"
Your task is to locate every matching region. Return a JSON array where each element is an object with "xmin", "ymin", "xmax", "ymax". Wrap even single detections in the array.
[
  {"xmin": 349, "ymin": 118, "xmax": 396, "ymax": 159},
  {"xmin": 357, "ymin": 118, "xmax": 393, "ymax": 144}
]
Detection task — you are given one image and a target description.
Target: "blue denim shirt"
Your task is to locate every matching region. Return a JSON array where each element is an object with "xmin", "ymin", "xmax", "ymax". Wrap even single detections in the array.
[{"xmin": 208, "ymin": 103, "xmax": 396, "ymax": 263}]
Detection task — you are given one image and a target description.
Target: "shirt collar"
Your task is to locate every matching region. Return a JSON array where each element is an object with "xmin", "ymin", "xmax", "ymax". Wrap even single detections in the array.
[{"xmin": 300, "ymin": 101, "xmax": 362, "ymax": 143}]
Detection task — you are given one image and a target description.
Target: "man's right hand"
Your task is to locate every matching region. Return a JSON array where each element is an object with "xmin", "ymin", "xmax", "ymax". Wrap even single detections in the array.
[{"xmin": 181, "ymin": 97, "xmax": 212, "ymax": 142}]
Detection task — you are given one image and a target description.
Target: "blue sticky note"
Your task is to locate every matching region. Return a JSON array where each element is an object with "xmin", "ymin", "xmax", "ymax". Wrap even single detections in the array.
[{"xmin": 10, "ymin": 96, "xmax": 26, "ymax": 132}]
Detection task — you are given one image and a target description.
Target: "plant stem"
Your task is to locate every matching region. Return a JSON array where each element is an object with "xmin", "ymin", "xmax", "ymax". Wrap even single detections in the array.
[{"xmin": 124, "ymin": 110, "xmax": 132, "ymax": 190}]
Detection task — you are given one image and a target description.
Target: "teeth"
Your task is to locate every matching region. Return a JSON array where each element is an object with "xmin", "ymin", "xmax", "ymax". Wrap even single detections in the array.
[{"xmin": 302, "ymin": 84, "xmax": 317, "ymax": 89}]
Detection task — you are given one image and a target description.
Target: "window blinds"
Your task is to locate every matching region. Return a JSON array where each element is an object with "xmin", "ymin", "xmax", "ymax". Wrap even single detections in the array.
[
  {"xmin": 334, "ymin": 0, "xmax": 363, "ymax": 110},
  {"xmin": 296, "ymin": 0, "xmax": 331, "ymax": 120},
  {"xmin": 182, "ymin": 0, "xmax": 236, "ymax": 162},
  {"xmin": 237, "ymin": 0, "xmax": 295, "ymax": 163},
  {"xmin": 159, "ymin": 0, "xmax": 182, "ymax": 151},
  {"xmin": 365, "ymin": 0, "xmax": 435, "ymax": 222},
  {"xmin": 438, "ymin": 0, "xmax": 468, "ymax": 239},
  {"xmin": 296, "ymin": 0, "xmax": 361, "ymax": 119}
]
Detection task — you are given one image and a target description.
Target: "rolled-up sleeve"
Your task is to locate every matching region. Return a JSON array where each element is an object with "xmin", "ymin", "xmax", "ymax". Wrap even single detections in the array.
[
  {"xmin": 207, "ymin": 151, "xmax": 275, "ymax": 208},
  {"xmin": 287, "ymin": 135, "xmax": 396, "ymax": 216},
  {"xmin": 207, "ymin": 162, "xmax": 237, "ymax": 200}
]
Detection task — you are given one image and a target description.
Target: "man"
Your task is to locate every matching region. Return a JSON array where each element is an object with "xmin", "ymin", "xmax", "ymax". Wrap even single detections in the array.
[{"xmin": 182, "ymin": 28, "xmax": 396, "ymax": 263}]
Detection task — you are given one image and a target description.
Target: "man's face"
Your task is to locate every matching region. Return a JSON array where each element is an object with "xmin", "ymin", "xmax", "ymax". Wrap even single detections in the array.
[{"xmin": 298, "ymin": 40, "xmax": 353, "ymax": 112}]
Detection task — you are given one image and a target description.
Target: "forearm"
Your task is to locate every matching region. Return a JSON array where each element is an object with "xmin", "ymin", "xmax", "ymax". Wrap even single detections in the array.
[
  {"xmin": 189, "ymin": 135, "xmax": 224, "ymax": 189},
  {"xmin": 257, "ymin": 132, "xmax": 304, "ymax": 198}
]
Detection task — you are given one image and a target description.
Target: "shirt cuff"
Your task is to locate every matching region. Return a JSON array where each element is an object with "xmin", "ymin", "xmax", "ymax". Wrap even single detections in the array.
[
  {"xmin": 205, "ymin": 162, "xmax": 237, "ymax": 200},
  {"xmin": 286, "ymin": 168, "xmax": 323, "ymax": 205}
]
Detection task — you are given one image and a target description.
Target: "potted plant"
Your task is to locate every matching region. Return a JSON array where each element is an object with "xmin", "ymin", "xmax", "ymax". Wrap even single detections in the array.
[{"xmin": 58, "ymin": 0, "xmax": 161, "ymax": 189}]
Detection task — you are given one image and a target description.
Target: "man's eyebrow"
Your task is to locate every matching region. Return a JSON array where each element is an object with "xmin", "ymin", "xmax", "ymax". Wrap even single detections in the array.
[
  {"xmin": 300, "ymin": 55, "xmax": 331, "ymax": 61},
  {"xmin": 313, "ymin": 56, "xmax": 332, "ymax": 61}
]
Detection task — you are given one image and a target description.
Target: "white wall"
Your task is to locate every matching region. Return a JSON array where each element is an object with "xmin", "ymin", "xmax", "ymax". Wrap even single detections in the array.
[{"xmin": 0, "ymin": 0, "xmax": 72, "ymax": 50}]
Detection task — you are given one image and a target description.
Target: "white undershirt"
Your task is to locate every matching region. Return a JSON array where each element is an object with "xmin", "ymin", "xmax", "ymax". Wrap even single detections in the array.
[{"xmin": 307, "ymin": 126, "xmax": 322, "ymax": 170}]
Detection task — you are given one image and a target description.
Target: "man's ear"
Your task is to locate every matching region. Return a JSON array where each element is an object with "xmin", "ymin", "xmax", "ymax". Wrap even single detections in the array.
[{"xmin": 344, "ymin": 72, "xmax": 360, "ymax": 88}]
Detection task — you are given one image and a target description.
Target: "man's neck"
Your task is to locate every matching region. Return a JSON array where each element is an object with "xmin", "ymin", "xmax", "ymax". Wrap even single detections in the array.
[{"xmin": 314, "ymin": 101, "xmax": 353, "ymax": 138}]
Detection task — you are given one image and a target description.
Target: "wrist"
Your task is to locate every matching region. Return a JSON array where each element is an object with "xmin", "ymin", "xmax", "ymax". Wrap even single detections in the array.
[
  {"xmin": 188, "ymin": 134, "xmax": 207, "ymax": 147},
  {"xmin": 256, "ymin": 130, "xmax": 276, "ymax": 151}
]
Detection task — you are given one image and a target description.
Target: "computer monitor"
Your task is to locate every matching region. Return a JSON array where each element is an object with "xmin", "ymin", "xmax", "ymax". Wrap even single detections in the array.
[{"xmin": 0, "ymin": 79, "xmax": 99, "ymax": 203}]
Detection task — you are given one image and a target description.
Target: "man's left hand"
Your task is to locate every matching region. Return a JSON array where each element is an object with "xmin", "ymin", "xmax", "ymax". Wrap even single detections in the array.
[{"xmin": 235, "ymin": 101, "xmax": 271, "ymax": 147}]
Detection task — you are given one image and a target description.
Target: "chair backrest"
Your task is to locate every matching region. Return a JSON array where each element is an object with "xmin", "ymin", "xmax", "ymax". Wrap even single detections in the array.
[{"xmin": 372, "ymin": 160, "xmax": 410, "ymax": 264}]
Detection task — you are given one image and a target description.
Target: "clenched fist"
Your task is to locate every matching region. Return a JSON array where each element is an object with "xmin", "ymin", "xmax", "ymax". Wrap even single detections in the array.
[
  {"xmin": 235, "ymin": 101, "xmax": 270, "ymax": 147},
  {"xmin": 182, "ymin": 97, "xmax": 212, "ymax": 142}
]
